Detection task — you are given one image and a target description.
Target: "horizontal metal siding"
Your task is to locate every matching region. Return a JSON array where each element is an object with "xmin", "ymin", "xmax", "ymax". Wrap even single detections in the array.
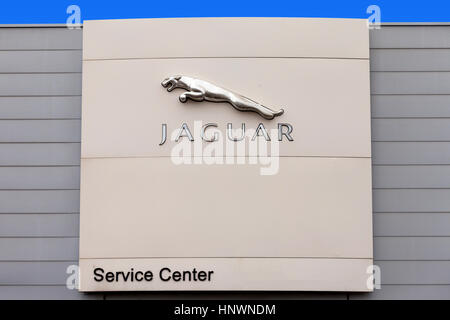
[
  {"xmin": 372, "ymin": 142, "xmax": 450, "ymax": 165},
  {"xmin": 0, "ymin": 214, "xmax": 79, "ymax": 237},
  {"xmin": 0, "ymin": 120, "xmax": 81, "ymax": 142},
  {"xmin": 0, "ymin": 286, "xmax": 100, "ymax": 300},
  {"xmin": 1, "ymin": 25, "xmax": 450, "ymax": 300},
  {"xmin": 0, "ymin": 28, "xmax": 82, "ymax": 50},
  {"xmin": 351, "ymin": 285, "xmax": 450, "ymax": 300},
  {"xmin": 0, "ymin": 51, "xmax": 82, "ymax": 73},
  {"xmin": 352, "ymin": 26, "xmax": 450, "ymax": 300},
  {"xmin": 377, "ymin": 261, "xmax": 450, "ymax": 285},
  {"xmin": 0, "ymin": 97, "xmax": 81, "ymax": 119},
  {"xmin": 372, "ymin": 72, "xmax": 450, "ymax": 94},
  {"xmin": 374, "ymin": 189, "xmax": 450, "ymax": 212},
  {"xmin": 373, "ymin": 166, "xmax": 450, "ymax": 188},
  {"xmin": 371, "ymin": 95, "xmax": 450, "ymax": 118},
  {"xmin": 374, "ymin": 213, "xmax": 450, "ymax": 236},
  {"xmin": 0, "ymin": 74, "xmax": 81, "ymax": 96},
  {"xmin": 0, "ymin": 167, "xmax": 80, "ymax": 189},
  {"xmin": 374, "ymin": 237, "xmax": 450, "ymax": 260},
  {"xmin": 0, "ymin": 190, "xmax": 79, "ymax": 213},
  {"xmin": 370, "ymin": 26, "xmax": 450, "ymax": 48},
  {"xmin": 371, "ymin": 49, "xmax": 450, "ymax": 71},
  {"xmin": 0, "ymin": 28, "xmax": 93, "ymax": 300},
  {"xmin": 0, "ymin": 238, "xmax": 78, "ymax": 261},
  {"xmin": 0, "ymin": 143, "xmax": 80, "ymax": 166}
]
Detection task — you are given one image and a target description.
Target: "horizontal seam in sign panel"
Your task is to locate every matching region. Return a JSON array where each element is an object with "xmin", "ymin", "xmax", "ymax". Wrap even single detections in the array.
[
  {"xmin": 83, "ymin": 56, "xmax": 370, "ymax": 61},
  {"xmin": 79, "ymin": 257, "xmax": 373, "ymax": 260},
  {"xmin": 80, "ymin": 156, "xmax": 372, "ymax": 159}
]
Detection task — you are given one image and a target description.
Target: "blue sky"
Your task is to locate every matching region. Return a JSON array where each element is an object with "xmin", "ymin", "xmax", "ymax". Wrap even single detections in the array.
[{"xmin": 0, "ymin": 0, "xmax": 449, "ymax": 24}]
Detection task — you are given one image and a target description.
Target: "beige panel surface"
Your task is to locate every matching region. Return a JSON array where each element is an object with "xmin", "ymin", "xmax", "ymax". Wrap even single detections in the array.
[
  {"xmin": 81, "ymin": 58, "xmax": 371, "ymax": 158},
  {"xmin": 79, "ymin": 157, "xmax": 372, "ymax": 259},
  {"xmin": 79, "ymin": 258, "xmax": 373, "ymax": 292},
  {"xmin": 83, "ymin": 18, "xmax": 369, "ymax": 60},
  {"xmin": 80, "ymin": 18, "xmax": 372, "ymax": 292}
]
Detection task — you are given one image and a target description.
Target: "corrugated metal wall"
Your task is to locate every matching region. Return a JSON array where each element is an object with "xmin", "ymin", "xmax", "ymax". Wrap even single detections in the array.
[{"xmin": 0, "ymin": 25, "xmax": 449, "ymax": 299}]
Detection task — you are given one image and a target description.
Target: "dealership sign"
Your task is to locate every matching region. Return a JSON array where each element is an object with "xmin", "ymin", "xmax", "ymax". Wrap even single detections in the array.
[{"xmin": 79, "ymin": 18, "xmax": 373, "ymax": 291}]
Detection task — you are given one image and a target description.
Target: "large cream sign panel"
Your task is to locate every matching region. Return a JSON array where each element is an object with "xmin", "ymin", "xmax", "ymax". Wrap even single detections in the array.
[{"xmin": 79, "ymin": 18, "xmax": 372, "ymax": 292}]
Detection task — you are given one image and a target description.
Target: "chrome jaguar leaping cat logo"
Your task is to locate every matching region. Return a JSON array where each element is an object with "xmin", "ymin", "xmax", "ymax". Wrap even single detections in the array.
[{"xmin": 161, "ymin": 75, "xmax": 285, "ymax": 120}]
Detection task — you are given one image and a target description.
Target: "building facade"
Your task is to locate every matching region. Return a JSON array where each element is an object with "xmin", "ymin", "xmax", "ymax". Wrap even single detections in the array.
[{"xmin": 0, "ymin": 23, "xmax": 450, "ymax": 299}]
